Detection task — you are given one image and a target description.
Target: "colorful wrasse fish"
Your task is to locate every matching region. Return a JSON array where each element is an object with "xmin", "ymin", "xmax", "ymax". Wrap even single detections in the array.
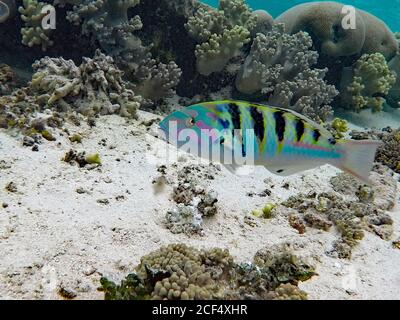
[{"xmin": 159, "ymin": 100, "xmax": 381, "ymax": 184}]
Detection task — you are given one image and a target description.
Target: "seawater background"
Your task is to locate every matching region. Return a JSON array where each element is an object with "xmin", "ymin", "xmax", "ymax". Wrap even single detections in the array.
[{"xmin": 202, "ymin": 0, "xmax": 400, "ymax": 31}]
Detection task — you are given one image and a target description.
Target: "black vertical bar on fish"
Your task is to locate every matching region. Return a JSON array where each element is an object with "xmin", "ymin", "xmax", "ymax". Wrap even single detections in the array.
[
  {"xmin": 227, "ymin": 103, "xmax": 242, "ymax": 130},
  {"xmin": 249, "ymin": 106, "xmax": 265, "ymax": 143},
  {"xmin": 226, "ymin": 102, "xmax": 246, "ymax": 158},
  {"xmin": 274, "ymin": 111, "xmax": 286, "ymax": 142},
  {"xmin": 295, "ymin": 118, "xmax": 305, "ymax": 142},
  {"xmin": 313, "ymin": 129, "xmax": 322, "ymax": 142}
]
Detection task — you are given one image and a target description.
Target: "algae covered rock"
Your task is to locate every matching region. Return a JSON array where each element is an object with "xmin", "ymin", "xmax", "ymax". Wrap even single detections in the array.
[
  {"xmin": 283, "ymin": 166, "xmax": 397, "ymax": 259},
  {"xmin": 276, "ymin": 2, "xmax": 397, "ymax": 60}
]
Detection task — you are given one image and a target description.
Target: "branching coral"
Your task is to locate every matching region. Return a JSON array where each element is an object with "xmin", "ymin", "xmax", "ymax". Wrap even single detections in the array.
[
  {"xmin": 341, "ymin": 53, "xmax": 396, "ymax": 112},
  {"xmin": 99, "ymin": 243, "xmax": 315, "ymax": 300},
  {"xmin": 18, "ymin": 0, "xmax": 54, "ymax": 51},
  {"xmin": 186, "ymin": 0, "xmax": 258, "ymax": 76},
  {"xmin": 30, "ymin": 50, "xmax": 142, "ymax": 118},
  {"xmin": 235, "ymin": 24, "xmax": 338, "ymax": 122}
]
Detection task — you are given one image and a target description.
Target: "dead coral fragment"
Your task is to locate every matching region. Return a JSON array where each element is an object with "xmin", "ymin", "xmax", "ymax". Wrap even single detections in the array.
[
  {"xmin": 62, "ymin": 150, "xmax": 101, "ymax": 168},
  {"xmin": 235, "ymin": 24, "xmax": 338, "ymax": 122},
  {"xmin": 5, "ymin": 181, "xmax": 17, "ymax": 193},
  {"xmin": 165, "ymin": 165, "xmax": 219, "ymax": 235}
]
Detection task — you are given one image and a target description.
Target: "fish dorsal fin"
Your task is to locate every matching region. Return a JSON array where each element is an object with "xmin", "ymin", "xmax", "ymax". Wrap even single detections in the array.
[
  {"xmin": 198, "ymin": 100, "xmax": 333, "ymax": 137},
  {"xmin": 247, "ymin": 102, "xmax": 333, "ymax": 137}
]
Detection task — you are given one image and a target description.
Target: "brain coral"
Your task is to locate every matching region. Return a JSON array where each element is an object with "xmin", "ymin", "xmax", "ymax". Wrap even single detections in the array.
[{"xmin": 276, "ymin": 1, "xmax": 397, "ymax": 60}]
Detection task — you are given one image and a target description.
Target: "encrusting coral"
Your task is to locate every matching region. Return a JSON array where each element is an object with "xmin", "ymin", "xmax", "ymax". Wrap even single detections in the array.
[
  {"xmin": 30, "ymin": 50, "xmax": 142, "ymax": 118},
  {"xmin": 186, "ymin": 0, "xmax": 259, "ymax": 76},
  {"xmin": 235, "ymin": 24, "xmax": 338, "ymax": 122},
  {"xmin": 19, "ymin": 0, "xmax": 54, "ymax": 51},
  {"xmin": 340, "ymin": 53, "xmax": 396, "ymax": 112},
  {"xmin": 99, "ymin": 243, "xmax": 315, "ymax": 300}
]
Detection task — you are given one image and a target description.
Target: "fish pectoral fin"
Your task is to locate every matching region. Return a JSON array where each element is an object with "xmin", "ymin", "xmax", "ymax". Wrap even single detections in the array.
[{"xmin": 265, "ymin": 162, "xmax": 320, "ymax": 177}]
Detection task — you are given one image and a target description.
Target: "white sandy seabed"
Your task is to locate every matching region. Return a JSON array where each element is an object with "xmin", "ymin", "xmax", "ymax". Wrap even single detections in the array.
[{"xmin": 0, "ymin": 110, "xmax": 399, "ymax": 300}]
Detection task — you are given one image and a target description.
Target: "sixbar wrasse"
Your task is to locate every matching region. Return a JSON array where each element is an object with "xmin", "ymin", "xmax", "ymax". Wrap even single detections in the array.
[{"xmin": 159, "ymin": 100, "xmax": 381, "ymax": 184}]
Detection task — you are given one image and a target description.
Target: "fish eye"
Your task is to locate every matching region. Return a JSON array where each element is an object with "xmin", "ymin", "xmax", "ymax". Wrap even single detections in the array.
[{"xmin": 186, "ymin": 117, "xmax": 196, "ymax": 127}]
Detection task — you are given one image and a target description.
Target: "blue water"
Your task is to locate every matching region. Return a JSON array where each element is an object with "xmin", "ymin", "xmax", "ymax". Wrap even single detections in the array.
[{"xmin": 202, "ymin": 0, "xmax": 400, "ymax": 31}]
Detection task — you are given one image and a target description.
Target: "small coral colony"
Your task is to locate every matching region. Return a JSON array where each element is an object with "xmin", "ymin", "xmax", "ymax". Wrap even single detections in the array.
[{"xmin": 1, "ymin": 0, "xmax": 400, "ymax": 300}]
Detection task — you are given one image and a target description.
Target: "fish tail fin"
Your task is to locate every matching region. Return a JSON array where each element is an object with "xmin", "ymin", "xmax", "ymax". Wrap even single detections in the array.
[{"xmin": 333, "ymin": 140, "xmax": 382, "ymax": 185}]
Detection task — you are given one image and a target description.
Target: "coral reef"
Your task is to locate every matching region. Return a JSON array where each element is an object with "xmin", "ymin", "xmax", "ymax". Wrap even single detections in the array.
[
  {"xmin": 235, "ymin": 24, "xmax": 338, "ymax": 122},
  {"xmin": 340, "ymin": 53, "xmax": 396, "ymax": 112},
  {"xmin": 30, "ymin": 50, "xmax": 141, "ymax": 118},
  {"xmin": 54, "ymin": 0, "xmax": 182, "ymax": 106},
  {"xmin": 283, "ymin": 167, "xmax": 397, "ymax": 259},
  {"xmin": 275, "ymin": 2, "xmax": 398, "ymax": 60},
  {"xmin": 99, "ymin": 243, "xmax": 314, "ymax": 300},
  {"xmin": 0, "ymin": 0, "xmax": 16, "ymax": 23},
  {"xmin": 186, "ymin": 0, "xmax": 259, "ymax": 76},
  {"xmin": 19, "ymin": 0, "xmax": 54, "ymax": 51}
]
